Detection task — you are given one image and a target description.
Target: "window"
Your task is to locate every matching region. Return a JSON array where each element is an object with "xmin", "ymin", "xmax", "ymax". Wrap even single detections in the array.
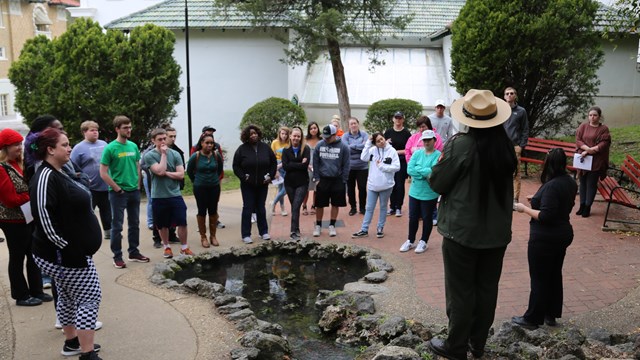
[
  {"xmin": 33, "ymin": 5, "xmax": 52, "ymax": 38},
  {"xmin": 0, "ymin": 47, "xmax": 6, "ymax": 60},
  {"xmin": 0, "ymin": 94, "xmax": 9, "ymax": 117},
  {"xmin": 9, "ymin": 0, "xmax": 21, "ymax": 15},
  {"xmin": 57, "ymin": 6, "xmax": 67, "ymax": 21}
]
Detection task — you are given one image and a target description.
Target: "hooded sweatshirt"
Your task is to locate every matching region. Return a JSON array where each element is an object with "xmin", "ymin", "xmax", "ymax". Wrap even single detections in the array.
[
  {"xmin": 312, "ymin": 137, "xmax": 350, "ymax": 183},
  {"xmin": 360, "ymin": 141, "xmax": 400, "ymax": 192}
]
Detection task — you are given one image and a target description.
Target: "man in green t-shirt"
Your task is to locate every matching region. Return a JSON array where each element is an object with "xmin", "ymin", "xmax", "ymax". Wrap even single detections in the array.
[
  {"xmin": 100, "ymin": 115, "xmax": 149, "ymax": 269},
  {"xmin": 143, "ymin": 128, "xmax": 193, "ymax": 259}
]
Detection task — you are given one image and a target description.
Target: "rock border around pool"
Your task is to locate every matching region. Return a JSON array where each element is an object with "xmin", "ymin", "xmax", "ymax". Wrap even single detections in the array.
[{"xmin": 149, "ymin": 240, "xmax": 640, "ymax": 360}]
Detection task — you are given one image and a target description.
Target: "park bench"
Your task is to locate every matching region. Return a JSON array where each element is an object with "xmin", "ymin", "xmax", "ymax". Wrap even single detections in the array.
[
  {"xmin": 598, "ymin": 154, "xmax": 640, "ymax": 230},
  {"xmin": 520, "ymin": 137, "xmax": 577, "ymax": 176}
]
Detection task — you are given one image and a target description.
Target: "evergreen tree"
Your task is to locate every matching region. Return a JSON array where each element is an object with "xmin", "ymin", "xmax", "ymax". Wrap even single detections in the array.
[{"xmin": 450, "ymin": 0, "xmax": 604, "ymax": 136}]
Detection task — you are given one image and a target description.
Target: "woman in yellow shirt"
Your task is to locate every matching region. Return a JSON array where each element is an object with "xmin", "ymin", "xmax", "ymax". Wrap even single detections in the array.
[{"xmin": 271, "ymin": 127, "xmax": 291, "ymax": 215}]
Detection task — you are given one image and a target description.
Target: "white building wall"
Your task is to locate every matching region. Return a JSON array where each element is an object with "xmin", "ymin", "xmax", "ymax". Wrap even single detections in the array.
[
  {"xmin": 171, "ymin": 30, "xmax": 289, "ymax": 164},
  {"xmin": 593, "ymin": 36, "xmax": 640, "ymax": 128}
]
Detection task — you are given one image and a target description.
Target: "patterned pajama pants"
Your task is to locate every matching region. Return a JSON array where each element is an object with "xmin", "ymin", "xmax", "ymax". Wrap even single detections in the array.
[{"xmin": 34, "ymin": 255, "xmax": 101, "ymax": 330}]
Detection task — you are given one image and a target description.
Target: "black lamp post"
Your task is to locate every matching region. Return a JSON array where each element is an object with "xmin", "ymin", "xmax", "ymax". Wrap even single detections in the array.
[{"xmin": 185, "ymin": 0, "xmax": 193, "ymax": 151}]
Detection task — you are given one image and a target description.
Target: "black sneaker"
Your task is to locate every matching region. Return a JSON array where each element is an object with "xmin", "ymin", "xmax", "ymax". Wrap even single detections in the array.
[
  {"xmin": 61, "ymin": 337, "xmax": 101, "ymax": 356},
  {"xmin": 153, "ymin": 240, "xmax": 162, "ymax": 249},
  {"xmin": 348, "ymin": 208, "xmax": 357, "ymax": 216},
  {"xmin": 376, "ymin": 228, "xmax": 384, "ymax": 238},
  {"xmin": 352, "ymin": 230, "xmax": 368, "ymax": 238},
  {"xmin": 79, "ymin": 350, "xmax": 102, "ymax": 360},
  {"xmin": 290, "ymin": 232, "xmax": 301, "ymax": 241}
]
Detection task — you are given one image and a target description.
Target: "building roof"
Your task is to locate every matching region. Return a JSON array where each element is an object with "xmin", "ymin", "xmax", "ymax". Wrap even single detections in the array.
[
  {"xmin": 48, "ymin": 0, "xmax": 80, "ymax": 6},
  {"xmin": 105, "ymin": 0, "xmax": 466, "ymax": 39},
  {"xmin": 104, "ymin": 0, "xmax": 626, "ymax": 37}
]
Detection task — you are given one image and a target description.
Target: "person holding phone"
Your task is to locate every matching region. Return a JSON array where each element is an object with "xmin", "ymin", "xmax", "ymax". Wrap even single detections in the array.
[{"xmin": 351, "ymin": 132, "xmax": 400, "ymax": 239}]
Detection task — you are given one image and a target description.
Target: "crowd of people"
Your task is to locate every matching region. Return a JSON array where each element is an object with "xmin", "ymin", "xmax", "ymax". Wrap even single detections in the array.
[{"xmin": 0, "ymin": 86, "xmax": 611, "ymax": 360}]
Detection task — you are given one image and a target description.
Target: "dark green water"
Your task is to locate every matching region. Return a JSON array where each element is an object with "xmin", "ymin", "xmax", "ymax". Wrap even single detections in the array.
[{"xmin": 174, "ymin": 252, "xmax": 370, "ymax": 359}]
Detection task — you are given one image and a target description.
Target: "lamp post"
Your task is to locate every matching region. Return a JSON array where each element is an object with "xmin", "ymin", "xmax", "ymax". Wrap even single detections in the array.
[{"xmin": 185, "ymin": 0, "xmax": 193, "ymax": 151}]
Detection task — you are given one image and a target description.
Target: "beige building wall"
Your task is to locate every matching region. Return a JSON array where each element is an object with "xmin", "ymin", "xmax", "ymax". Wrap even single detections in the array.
[{"xmin": 0, "ymin": 0, "xmax": 72, "ymax": 120}]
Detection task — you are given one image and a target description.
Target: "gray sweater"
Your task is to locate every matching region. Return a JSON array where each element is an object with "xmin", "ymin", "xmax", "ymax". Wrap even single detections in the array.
[
  {"xmin": 312, "ymin": 138, "xmax": 350, "ymax": 183},
  {"xmin": 503, "ymin": 103, "xmax": 529, "ymax": 148}
]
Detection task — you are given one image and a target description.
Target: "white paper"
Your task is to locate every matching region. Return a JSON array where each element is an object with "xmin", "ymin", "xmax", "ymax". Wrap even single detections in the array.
[
  {"xmin": 20, "ymin": 202, "xmax": 33, "ymax": 224},
  {"xmin": 573, "ymin": 154, "xmax": 593, "ymax": 171}
]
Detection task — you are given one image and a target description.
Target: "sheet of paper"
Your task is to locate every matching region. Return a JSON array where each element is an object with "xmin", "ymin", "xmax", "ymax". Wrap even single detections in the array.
[
  {"xmin": 20, "ymin": 202, "xmax": 33, "ymax": 224},
  {"xmin": 573, "ymin": 154, "xmax": 593, "ymax": 171}
]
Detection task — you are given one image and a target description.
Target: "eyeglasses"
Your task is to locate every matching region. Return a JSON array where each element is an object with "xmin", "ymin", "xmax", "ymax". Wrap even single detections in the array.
[{"xmin": 504, "ymin": 92, "xmax": 515, "ymax": 96}]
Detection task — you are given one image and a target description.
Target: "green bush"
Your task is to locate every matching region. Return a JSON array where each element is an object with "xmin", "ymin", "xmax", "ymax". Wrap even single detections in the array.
[
  {"xmin": 240, "ymin": 97, "xmax": 307, "ymax": 143},
  {"xmin": 364, "ymin": 98, "xmax": 423, "ymax": 134}
]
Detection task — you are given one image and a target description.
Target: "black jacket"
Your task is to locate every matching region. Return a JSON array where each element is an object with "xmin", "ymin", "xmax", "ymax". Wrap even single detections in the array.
[
  {"xmin": 232, "ymin": 142, "xmax": 277, "ymax": 187},
  {"xmin": 282, "ymin": 145, "xmax": 310, "ymax": 188},
  {"xmin": 30, "ymin": 161, "xmax": 102, "ymax": 267}
]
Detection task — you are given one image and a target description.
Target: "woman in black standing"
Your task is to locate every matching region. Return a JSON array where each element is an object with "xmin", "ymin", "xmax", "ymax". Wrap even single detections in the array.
[
  {"xmin": 281, "ymin": 126, "xmax": 310, "ymax": 241},
  {"xmin": 232, "ymin": 125, "xmax": 277, "ymax": 244},
  {"xmin": 512, "ymin": 148, "xmax": 577, "ymax": 330},
  {"xmin": 31, "ymin": 128, "xmax": 102, "ymax": 359},
  {"xmin": 384, "ymin": 111, "xmax": 412, "ymax": 217}
]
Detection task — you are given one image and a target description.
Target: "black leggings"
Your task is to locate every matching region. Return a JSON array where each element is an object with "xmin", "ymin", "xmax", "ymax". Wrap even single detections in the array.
[
  {"xmin": 579, "ymin": 171, "xmax": 599, "ymax": 206},
  {"xmin": 0, "ymin": 222, "xmax": 43, "ymax": 300},
  {"xmin": 193, "ymin": 184, "xmax": 221, "ymax": 216}
]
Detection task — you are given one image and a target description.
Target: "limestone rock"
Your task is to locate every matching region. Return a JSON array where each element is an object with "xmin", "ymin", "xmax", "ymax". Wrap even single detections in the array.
[
  {"xmin": 367, "ymin": 258, "xmax": 394, "ymax": 272},
  {"xmin": 379, "ymin": 316, "xmax": 407, "ymax": 340},
  {"xmin": 372, "ymin": 345, "xmax": 421, "ymax": 360},
  {"xmin": 238, "ymin": 331, "xmax": 291, "ymax": 359},
  {"xmin": 230, "ymin": 347, "xmax": 259, "ymax": 360},
  {"xmin": 318, "ymin": 305, "xmax": 345, "ymax": 332},
  {"xmin": 365, "ymin": 271, "xmax": 388, "ymax": 283},
  {"xmin": 226, "ymin": 308, "xmax": 254, "ymax": 321}
]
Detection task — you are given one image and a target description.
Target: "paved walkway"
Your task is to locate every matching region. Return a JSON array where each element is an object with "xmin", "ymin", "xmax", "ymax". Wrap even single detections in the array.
[
  {"xmin": 269, "ymin": 177, "xmax": 640, "ymax": 320},
  {"xmin": 1, "ymin": 176, "xmax": 639, "ymax": 359}
]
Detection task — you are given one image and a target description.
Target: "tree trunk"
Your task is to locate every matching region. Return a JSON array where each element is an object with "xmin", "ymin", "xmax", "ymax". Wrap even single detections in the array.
[{"xmin": 326, "ymin": 37, "xmax": 351, "ymax": 129}]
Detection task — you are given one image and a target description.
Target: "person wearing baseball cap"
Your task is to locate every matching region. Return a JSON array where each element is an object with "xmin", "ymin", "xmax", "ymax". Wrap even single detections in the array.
[
  {"xmin": 428, "ymin": 89, "xmax": 517, "ymax": 360},
  {"xmin": 384, "ymin": 111, "xmax": 412, "ymax": 217},
  {"xmin": 0, "ymin": 128, "xmax": 53, "ymax": 306},
  {"xmin": 311, "ymin": 124, "xmax": 350, "ymax": 237},
  {"xmin": 428, "ymin": 99, "xmax": 455, "ymax": 144}
]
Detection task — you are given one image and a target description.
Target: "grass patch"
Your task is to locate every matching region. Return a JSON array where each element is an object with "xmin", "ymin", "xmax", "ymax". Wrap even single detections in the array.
[
  {"xmin": 555, "ymin": 124, "xmax": 640, "ymax": 167},
  {"xmin": 181, "ymin": 170, "xmax": 240, "ymax": 196}
]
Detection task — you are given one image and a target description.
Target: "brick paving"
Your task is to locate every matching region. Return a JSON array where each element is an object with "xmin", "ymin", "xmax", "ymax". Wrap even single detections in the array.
[{"xmin": 268, "ymin": 177, "xmax": 640, "ymax": 321}]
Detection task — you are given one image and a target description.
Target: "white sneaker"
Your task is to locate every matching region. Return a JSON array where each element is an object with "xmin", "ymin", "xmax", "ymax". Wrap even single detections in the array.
[
  {"xmin": 251, "ymin": 213, "xmax": 257, "ymax": 223},
  {"xmin": 432, "ymin": 219, "xmax": 438, "ymax": 226},
  {"xmin": 95, "ymin": 321, "xmax": 103, "ymax": 330},
  {"xmin": 328, "ymin": 225, "xmax": 337, "ymax": 237},
  {"xmin": 313, "ymin": 225, "xmax": 321, "ymax": 237},
  {"xmin": 262, "ymin": 233, "xmax": 271, "ymax": 241},
  {"xmin": 395, "ymin": 209, "xmax": 402, "ymax": 217},
  {"xmin": 399, "ymin": 240, "xmax": 414, "ymax": 252},
  {"xmin": 281, "ymin": 210, "xmax": 288, "ymax": 216},
  {"xmin": 415, "ymin": 240, "xmax": 428, "ymax": 254},
  {"xmin": 242, "ymin": 236, "xmax": 253, "ymax": 244}
]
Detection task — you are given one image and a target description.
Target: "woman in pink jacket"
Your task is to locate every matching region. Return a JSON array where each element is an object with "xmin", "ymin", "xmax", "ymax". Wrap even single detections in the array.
[{"xmin": 405, "ymin": 116, "xmax": 443, "ymax": 162}]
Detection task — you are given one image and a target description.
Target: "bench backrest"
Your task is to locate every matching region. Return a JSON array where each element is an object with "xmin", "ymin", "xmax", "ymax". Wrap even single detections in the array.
[
  {"xmin": 528, "ymin": 138, "xmax": 576, "ymax": 151},
  {"xmin": 622, "ymin": 155, "xmax": 640, "ymax": 187}
]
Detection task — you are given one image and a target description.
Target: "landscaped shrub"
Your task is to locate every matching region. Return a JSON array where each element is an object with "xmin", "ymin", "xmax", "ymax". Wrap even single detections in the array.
[
  {"xmin": 240, "ymin": 97, "xmax": 307, "ymax": 143},
  {"xmin": 364, "ymin": 98, "xmax": 423, "ymax": 134}
]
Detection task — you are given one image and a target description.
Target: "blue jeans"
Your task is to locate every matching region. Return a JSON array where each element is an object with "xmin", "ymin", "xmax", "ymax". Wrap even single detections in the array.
[
  {"xmin": 273, "ymin": 167, "xmax": 286, "ymax": 207},
  {"xmin": 142, "ymin": 171, "xmax": 153, "ymax": 228},
  {"xmin": 361, "ymin": 188, "xmax": 392, "ymax": 232},
  {"xmin": 408, "ymin": 196, "xmax": 437, "ymax": 243},
  {"xmin": 109, "ymin": 190, "xmax": 141, "ymax": 260},
  {"xmin": 240, "ymin": 183, "xmax": 269, "ymax": 238}
]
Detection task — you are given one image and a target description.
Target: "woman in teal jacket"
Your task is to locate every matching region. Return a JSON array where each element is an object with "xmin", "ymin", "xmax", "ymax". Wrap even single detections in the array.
[{"xmin": 399, "ymin": 130, "xmax": 440, "ymax": 254}]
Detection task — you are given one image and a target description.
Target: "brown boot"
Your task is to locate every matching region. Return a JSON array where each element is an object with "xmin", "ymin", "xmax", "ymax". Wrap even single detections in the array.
[
  {"xmin": 209, "ymin": 214, "xmax": 220, "ymax": 246},
  {"xmin": 197, "ymin": 215, "xmax": 209, "ymax": 248}
]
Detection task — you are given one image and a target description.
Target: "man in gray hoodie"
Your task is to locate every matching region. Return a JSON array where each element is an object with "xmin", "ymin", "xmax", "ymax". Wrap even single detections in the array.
[{"xmin": 312, "ymin": 124, "xmax": 350, "ymax": 237}]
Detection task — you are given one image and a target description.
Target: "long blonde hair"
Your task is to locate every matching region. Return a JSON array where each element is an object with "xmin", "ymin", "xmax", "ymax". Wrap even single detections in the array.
[{"xmin": 0, "ymin": 146, "xmax": 24, "ymax": 170}]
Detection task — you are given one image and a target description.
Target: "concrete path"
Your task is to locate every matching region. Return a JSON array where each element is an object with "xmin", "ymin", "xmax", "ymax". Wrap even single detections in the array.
[{"xmin": 1, "ymin": 177, "xmax": 639, "ymax": 359}]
